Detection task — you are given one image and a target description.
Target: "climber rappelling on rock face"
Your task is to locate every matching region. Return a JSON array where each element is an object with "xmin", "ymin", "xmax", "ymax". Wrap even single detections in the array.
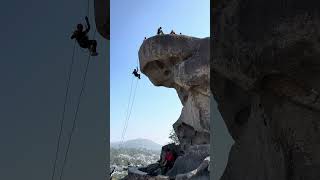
[
  {"xmin": 71, "ymin": 16, "xmax": 98, "ymax": 56},
  {"xmin": 132, "ymin": 67, "xmax": 141, "ymax": 79}
]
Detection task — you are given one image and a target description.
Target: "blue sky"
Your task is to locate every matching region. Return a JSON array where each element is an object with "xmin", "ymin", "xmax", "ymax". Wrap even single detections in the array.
[{"xmin": 110, "ymin": 0, "xmax": 210, "ymax": 145}]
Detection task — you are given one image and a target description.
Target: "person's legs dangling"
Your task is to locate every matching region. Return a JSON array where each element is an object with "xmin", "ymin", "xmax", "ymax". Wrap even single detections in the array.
[{"xmin": 88, "ymin": 40, "xmax": 98, "ymax": 56}]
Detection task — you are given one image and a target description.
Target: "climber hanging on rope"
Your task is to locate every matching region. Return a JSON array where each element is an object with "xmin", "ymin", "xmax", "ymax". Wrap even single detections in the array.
[
  {"xmin": 71, "ymin": 16, "xmax": 98, "ymax": 56},
  {"xmin": 132, "ymin": 67, "xmax": 141, "ymax": 79}
]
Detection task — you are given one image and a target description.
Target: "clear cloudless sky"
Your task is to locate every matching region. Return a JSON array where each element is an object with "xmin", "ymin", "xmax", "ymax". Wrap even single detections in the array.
[{"xmin": 110, "ymin": 0, "xmax": 210, "ymax": 145}]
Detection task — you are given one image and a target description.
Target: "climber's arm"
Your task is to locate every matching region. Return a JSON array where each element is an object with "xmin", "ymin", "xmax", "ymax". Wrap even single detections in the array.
[
  {"xmin": 71, "ymin": 32, "xmax": 76, "ymax": 39},
  {"xmin": 84, "ymin": 16, "xmax": 90, "ymax": 34}
]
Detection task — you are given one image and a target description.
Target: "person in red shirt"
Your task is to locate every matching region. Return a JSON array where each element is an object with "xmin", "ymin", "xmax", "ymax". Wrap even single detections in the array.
[
  {"xmin": 163, "ymin": 149, "xmax": 176, "ymax": 174},
  {"xmin": 165, "ymin": 151, "xmax": 174, "ymax": 162}
]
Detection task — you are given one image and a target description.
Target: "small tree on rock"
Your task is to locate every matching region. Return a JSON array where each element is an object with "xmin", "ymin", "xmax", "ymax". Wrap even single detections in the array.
[{"xmin": 169, "ymin": 128, "xmax": 180, "ymax": 145}]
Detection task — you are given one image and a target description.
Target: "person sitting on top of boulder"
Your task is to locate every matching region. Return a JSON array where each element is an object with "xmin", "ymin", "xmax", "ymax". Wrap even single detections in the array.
[
  {"xmin": 157, "ymin": 27, "xmax": 164, "ymax": 35},
  {"xmin": 170, "ymin": 30, "xmax": 176, "ymax": 35},
  {"xmin": 132, "ymin": 68, "xmax": 141, "ymax": 79},
  {"xmin": 71, "ymin": 16, "xmax": 98, "ymax": 56}
]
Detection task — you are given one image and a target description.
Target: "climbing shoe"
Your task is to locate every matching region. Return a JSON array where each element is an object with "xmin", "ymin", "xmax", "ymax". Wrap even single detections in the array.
[{"xmin": 91, "ymin": 52, "xmax": 98, "ymax": 56}]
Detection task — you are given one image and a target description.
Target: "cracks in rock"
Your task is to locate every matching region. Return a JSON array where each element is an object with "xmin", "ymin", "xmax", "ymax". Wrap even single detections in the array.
[
  {"xmin": 263, "ymin": 115, "xmax": 268, "ymax": 127},
  {"xmin": 273, "ymin": 127, "xmax": 302, "ymax": 180},
  {"xmin": 258, "ymin": 103, "xmax": 269, "ymax": 127},
  {"xmin": 259, "ymin": 74, "xmax": 320, "ymax": 112},
  {"xmin": 284, "ymin": 147, "xmax": 294, "ymax": 180},
  {"xmin": 197, "ymin": 107, "xmax": 204, "ymax": 129}
]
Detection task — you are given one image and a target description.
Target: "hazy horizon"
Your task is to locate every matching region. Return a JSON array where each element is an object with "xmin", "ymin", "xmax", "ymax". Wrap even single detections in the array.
[{"xmin": 110, "ymin": 138, "xmax": 162, "ymax": 145}]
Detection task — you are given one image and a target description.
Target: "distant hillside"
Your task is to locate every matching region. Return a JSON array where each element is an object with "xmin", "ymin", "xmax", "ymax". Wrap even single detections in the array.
[
  {"xmin": 110, "ymin": 147, "xmax": 160, "ymax": 179},
  {"xmin": 111, "ymin": 138, "xmax": 162, "ymax": 152}
]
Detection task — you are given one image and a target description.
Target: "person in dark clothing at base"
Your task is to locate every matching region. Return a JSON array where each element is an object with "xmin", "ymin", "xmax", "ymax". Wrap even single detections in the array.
[
  {"xmin": 132, "ymin": 68, "xmax": 141, "ymax": 79},
  {"xmin": 71, "ymin": 16, "xmax": 98, "ymax": 56}
]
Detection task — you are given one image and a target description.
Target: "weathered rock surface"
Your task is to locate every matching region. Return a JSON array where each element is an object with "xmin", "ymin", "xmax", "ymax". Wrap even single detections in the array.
[
  {"xmin": 213, "ymin": 1, "xmax": 320, "ymax": 179},
  {"xmin": 122, "ymin": 34, "xmax": 210, "ymax": 179},
  {"xmin": 124, "ymin": 166, "xmax": 169, "ymax": 180},
  {"xmin": 166, "ymin": 145, "xmax": 210, "ymax": 178},
  {"xmin": 139, "ymin": 35, "xmax": 210, "ymax": 150},
  {"xmin": 124, "ymin": 147, "xmax": 210, "ymax": 180},
  {"xmin": 175, "ymin": 156, "xmax": 210, "ymax": 180},
  {"xmin": 94, "ymin": 0, "xmax": 109, "ymax": 39}
]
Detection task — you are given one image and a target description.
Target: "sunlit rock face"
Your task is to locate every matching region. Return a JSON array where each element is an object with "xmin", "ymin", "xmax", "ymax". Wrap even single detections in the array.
[
  {"xmin": 139, "ymin": 35, "xmax": 210, "ymax": 150},
  {"xmin": 127, "ymin": 34, "xmax": 211, "ymax": 180},
  {"xmin": 94, "ymin": 0, "xmax": 109, "ymax": 39},
  {"xmin": 212, "ymin": 0, "xmax": 320, "ymax": 179}
]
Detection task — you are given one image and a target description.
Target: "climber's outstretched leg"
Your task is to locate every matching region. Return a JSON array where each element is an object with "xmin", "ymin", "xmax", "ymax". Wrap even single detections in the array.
[{"xmin": 89, "ymin": 40, "xmax": 98, "ymax": 56}]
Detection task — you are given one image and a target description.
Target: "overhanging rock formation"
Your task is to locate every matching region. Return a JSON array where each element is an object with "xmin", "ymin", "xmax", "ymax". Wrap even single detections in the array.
[
  {"xmin": 94, "ymin": 0, "xmax": 109, "ymax": 39},
  {"xmin": 125, "ymin": 34, "xmax": 210, "ymax": 180},
  {"xmin": 213, "ymin": 0, "xmax": 320, "ymax": 179},
  {"xmin": 139, "ymin": 35, "xmax": 210, "ymax": 150}
]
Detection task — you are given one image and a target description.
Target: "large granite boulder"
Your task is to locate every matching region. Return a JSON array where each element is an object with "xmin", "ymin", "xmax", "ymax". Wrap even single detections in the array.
[
  {"xmin": 123, "ymin": 34, "xmax": 210, "ymax": 180},
  {"xmin": 212, "ymin": 0, "xmax": 320, "ymax": 179},
  {"xmin": 139, "ymin": 34, "xmax": 210, "ymax": 150},
  {"xmin": 175, "ymin": 156, "xmax": 210, "ymax": 180}
]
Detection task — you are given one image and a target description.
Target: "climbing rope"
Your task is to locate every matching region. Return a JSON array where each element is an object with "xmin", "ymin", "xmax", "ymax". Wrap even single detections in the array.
[
  {"xmin": 59, "ymin": 52, "xmax": 91, "ymax": 180},
  {"xmin": 50, "ymin": 40, "xmax": 77, "ymax": 180},
  {"xmin": 120, "ymin": 76, "xmax": 139, "ymax": 146},
  {"xmin": 120, "ymin": 76, "xmax": 134, "ymax": 145},
  {"xmin": 125, "ymin": 79, "xmax": 139, "ymax": 132},
  {"xmin": 51, "ymin": 0, "xmax": 98, "ymax": 179},
  {"xmin": 87, "ymin": 0, "xmax": 90, "ymax": 17},
  {"xmin": 59, "ymin": 29, "xmax": 96, "ymax": 180},
  {"xmin": 120, "ymin": 58, "xmax": 141, "ymax": 146},
  {"xmin": 122, "ymin": 79, "xmax": 139, "ymax": 143},
  {"xmin": 136, "ymin": 58, "xmax": 140, "ymax": 71}
]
